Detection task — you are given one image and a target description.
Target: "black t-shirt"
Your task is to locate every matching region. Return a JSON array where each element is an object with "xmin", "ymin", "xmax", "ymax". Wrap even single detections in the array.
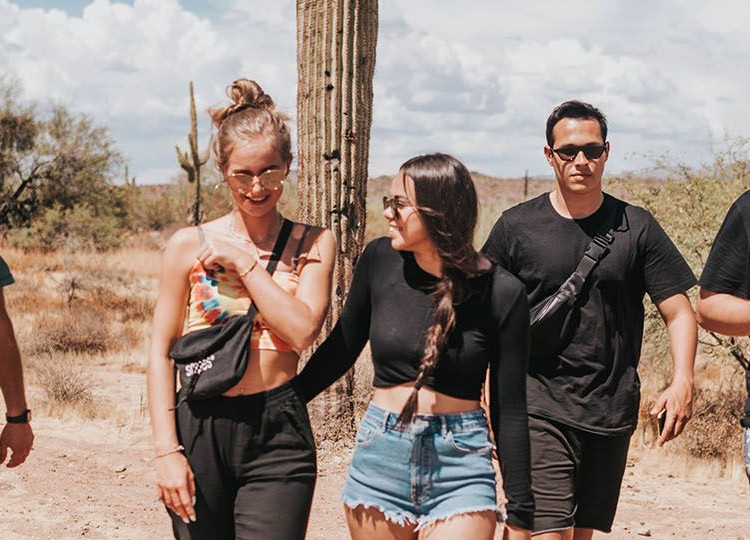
[
  {"xmin": 296, "ymin": 237, "xmax": 535, "ymax": 529},
  {"xmin": 0, "ymin": 255, "xmax": 14, "ymax": 288},
  {"xmin": 482, "ymin": 193, "xmax": 696, "ymax": 435},
  {"xmin": 698, "ymin": 190, "xmax": 750, "ymax": 427}
]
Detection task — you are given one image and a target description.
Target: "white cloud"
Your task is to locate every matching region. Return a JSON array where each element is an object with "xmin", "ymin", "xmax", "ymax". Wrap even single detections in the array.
[
  {"xmin": 369, "ymin": 1, "xmax": 750, "ymax": 176},
  {"xmin": 1, "ymin": 0, "xmax": 749, "ymax": 182}
]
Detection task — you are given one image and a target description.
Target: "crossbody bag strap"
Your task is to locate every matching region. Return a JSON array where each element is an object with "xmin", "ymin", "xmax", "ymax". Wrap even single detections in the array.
[
  {"xmin": 564, "ymin": 205, "xmax": 619, "ymax": 293},
  {"xmin": 244, "ymin": 217, "xmax": 294, "ymax": 317}
]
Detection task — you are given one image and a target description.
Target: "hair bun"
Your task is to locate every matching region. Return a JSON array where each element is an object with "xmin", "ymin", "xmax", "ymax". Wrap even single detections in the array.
[
  {"xmin": 230, "ymin": 79, "xmax": 273, "ymax": 109},
  {"xmin": 209, "ymin": 79, "xmax": 275, "ymax": 127}
]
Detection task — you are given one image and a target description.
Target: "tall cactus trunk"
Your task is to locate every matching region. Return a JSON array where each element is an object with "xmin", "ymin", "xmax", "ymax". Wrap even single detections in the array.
[{"xmin": 297, "ymin": 0, "xmax": 378, "ymax": 439}]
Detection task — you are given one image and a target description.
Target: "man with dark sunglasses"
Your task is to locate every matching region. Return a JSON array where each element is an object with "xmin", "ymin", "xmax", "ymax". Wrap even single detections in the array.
[
  {"xmin": 0, "ymin": 253, "xmax": 33, "ymax": 468},
  {"xmin": 482, "ymin": 100, "xmax": 697, "ymax": 539},
  {"xmin": 696, "ymin": 191, "xmax": 750, "ymax": 484}
]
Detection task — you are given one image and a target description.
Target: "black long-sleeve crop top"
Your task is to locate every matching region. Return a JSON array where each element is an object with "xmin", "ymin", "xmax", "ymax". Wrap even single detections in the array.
[{"xmin": 296, "ymin": 237, "xmax": 534, "ymax": 528}]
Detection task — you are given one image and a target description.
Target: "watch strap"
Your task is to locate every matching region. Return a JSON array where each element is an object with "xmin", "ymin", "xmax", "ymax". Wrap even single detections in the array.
[{"xmin": 6, "ymin": 409, "xmax": 31, "ymax": 423}]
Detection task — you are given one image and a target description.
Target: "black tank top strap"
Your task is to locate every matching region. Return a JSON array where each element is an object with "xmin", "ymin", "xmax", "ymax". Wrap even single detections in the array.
[{"xmin": 293, "ymin": 224, "xmax": 313, "ymax": 273}]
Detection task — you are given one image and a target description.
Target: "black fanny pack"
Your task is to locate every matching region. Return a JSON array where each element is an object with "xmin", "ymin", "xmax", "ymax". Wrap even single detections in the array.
[
  {"xmin": 170, "ymin": 218, "xmax": 293, "ymax": 401},
  {"xmin": 529, "ymin": 217, "xmax": 616, "ymax": 361}
]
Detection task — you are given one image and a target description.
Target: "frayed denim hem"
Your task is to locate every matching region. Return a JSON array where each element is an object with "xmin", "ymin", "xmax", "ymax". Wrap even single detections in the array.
[
  {"xmin": 342, "ymin": 497, "xmax": 418, "ymax": 527},
  {"xmin": 415, "ymin": 505, "xmax": 504, "ymax": 531}
]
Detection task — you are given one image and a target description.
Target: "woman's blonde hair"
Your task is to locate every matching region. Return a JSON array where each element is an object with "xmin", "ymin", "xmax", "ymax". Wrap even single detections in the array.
[{"xmin": 209, "ymin": 79, "xmax": 292, "ymax": 172}]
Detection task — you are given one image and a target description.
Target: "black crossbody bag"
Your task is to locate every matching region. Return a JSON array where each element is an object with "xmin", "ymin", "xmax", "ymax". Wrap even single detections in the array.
[
  {"xmin": 170, "ymin": 218, "xmax": 293, "ymax": 401},
  {"xmin": 529, "ymin": 215, "xmax": 616, "ymax": 361}
]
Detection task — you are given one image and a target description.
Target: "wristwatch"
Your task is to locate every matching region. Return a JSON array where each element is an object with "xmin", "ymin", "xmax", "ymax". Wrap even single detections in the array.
[{"xmin": 6, "ymin": 409, "xmax": 31, "ymax": 424}]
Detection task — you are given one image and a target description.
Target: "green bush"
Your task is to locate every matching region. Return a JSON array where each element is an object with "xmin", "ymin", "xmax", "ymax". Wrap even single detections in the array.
[{"xmin": 5, "ymin": 204, "xmax": 124, "ymax": 251}]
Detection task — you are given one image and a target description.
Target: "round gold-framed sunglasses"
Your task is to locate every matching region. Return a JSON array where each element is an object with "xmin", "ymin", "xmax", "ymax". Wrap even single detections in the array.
[{"xmin": 226, "ymin": 169, "xmax": 286, "ymax": 193}]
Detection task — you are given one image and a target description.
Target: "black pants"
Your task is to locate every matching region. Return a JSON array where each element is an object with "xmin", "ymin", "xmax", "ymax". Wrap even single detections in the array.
[{"xmin": 171, "ymin": 380, "xmax": 317, "ymax": 540}]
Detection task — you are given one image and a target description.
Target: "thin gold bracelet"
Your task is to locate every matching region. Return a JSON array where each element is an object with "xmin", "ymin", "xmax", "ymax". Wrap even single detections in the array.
[
  {"xmin": 237, "ymin": 257, "xmax": 258, "ymax": 279},
  {"xmin": 155, "ymin": 444, "xmax": 185, "ymax": 459}
]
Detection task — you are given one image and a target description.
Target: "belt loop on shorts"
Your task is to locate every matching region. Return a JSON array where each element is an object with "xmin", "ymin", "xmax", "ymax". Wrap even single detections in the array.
[
  {"xmin": 379, "ymin": 408, "xmax": 389, "ymax": 433},
  {"xmin": 439, "ymin": 415, "xmax": 448, "ymax": 437}
]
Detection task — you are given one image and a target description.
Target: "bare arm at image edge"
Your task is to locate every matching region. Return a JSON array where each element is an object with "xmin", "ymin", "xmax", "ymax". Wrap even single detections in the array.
[
  {"xmin": 696, "ymin": 196, "xmax": 750, "ymax": 336},
  {"xmin": 697, "ymin": 290, "xmax": 750, "ymax": 336},
  {"xmin": 0, "ymin": 286, "xmax": 34, "ymax": 467}
]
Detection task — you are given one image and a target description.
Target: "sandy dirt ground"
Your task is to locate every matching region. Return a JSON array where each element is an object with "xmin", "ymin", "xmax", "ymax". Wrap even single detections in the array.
[{"xmin": 1, "ymin": 412, "xmax": 748, "ymax": 540}]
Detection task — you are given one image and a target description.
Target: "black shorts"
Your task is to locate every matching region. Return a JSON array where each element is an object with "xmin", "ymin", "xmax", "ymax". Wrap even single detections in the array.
[{"xmin": 528, "ymin": 414, "xmax": 631, "ymax": 534}]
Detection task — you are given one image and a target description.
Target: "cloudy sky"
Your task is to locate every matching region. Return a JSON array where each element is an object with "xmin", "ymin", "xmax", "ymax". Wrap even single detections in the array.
[{"xmin": 2, "ymin": 0, "xmax": 749, "ymax": 183}]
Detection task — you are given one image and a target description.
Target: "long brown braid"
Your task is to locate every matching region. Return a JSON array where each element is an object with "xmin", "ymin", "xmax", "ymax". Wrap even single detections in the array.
[{"xmin": 396, "ymin": 153, "xmax": 480, "ymax": 425}]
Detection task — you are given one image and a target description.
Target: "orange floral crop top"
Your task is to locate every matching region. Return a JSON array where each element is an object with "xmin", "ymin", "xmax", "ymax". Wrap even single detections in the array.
[{"xmin": 184, "ymin": 224, "xmax": 310, "ymax": 353}]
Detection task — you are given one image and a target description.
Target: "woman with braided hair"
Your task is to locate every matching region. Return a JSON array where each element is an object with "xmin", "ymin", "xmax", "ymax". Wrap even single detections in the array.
[
  {"xmin": 147, "ymin": 78, "xmax": 335, "ymax": 539},
  {"xmin": 296, "ymin": 153, "xmax": 534, "ymax": 539}
]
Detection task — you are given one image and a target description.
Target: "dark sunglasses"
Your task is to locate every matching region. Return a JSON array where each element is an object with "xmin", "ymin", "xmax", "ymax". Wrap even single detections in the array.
[
  {"xmin": 382, "ymin": 195, "xmax": 412, "ymax": 218},
  {"xmin": 551, "ymin": 144, "xmax": 608, "ymax": 162},
  {"xmin": 226, "ymin": 169, "xmax": 286, "ymax": 192}
]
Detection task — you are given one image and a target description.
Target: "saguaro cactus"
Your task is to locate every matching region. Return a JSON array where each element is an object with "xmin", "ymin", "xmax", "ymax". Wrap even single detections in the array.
[
  {"xmin": 176, "ymin": 81, "xmax": 209, "ymax": 225},
  {"xmin": 297, "ymin": 0, "xmax": 378, "ymax": 436}
]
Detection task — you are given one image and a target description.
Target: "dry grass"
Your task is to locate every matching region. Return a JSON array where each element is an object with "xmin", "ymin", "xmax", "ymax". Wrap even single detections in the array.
[
  {"xmin": 28, "ymin": 353, "xmax": 109, "ymax": 420},
  {"xmin": 96, "ymin": 244, "xmax": 162, "ymax": 279},
  {"xmin": 37, "ymin": 358, "xmax": 94, "ymax": 405},
  {"xmin": 1, "ymin": 241, "xmax": 157, "ymax": 421},
  {"xmin": 25, "ymin": 306, "xmax": 115, "ymax": 355},
  {"xmin": 685, "ymin": 386, "xmax": 745, "ymax": 461}
]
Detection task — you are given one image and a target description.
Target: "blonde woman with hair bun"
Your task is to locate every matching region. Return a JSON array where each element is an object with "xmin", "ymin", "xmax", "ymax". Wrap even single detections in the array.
[{"xmin": 147, "ymin": 78, "xmax": 335, "ymax": 540}]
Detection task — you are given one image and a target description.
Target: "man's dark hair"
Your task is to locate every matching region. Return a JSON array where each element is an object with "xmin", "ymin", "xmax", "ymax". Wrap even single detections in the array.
[{"xmin": 546, "ymin": 100, "xmax": 607, "ymax": 146}]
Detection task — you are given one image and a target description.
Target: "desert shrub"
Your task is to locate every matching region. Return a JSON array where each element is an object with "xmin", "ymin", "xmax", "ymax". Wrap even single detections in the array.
[
  {"xmin": 29, "ymin": 306, "xmax": 114, "ymax": 355},
  {"xmin": 44, "ymin": 266, "xmax": 154, "ymax": 323},
  {"xmin": 124, "ymin": 188, "xmax": 185, "ymax": 232},
  {"xmin": 5, "ymin": 204, "xmax": 125, "ymax": 251},
  {"xmin": 88, "ymin": 283, "xmax": 153, "ymax": 322},
  {"xmin": 37, "ymin": 358, "xmax": 94, "ymax": 407},
  {"xmin": 3, "ymin": 281, "xmax": 47, "ymax": 314},
  {"xmin": 684, "ymin": 386, "xmax": 744, "ymax": 460}
]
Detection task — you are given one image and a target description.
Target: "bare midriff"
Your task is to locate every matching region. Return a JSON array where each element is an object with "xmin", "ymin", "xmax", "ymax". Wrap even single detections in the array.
[
  {"xmin": 371, "ymin": 383, "xmax": 481, "ymax": 415},
  {"xmin": 222, "ymin": 349, "xmax": 299, "ymax": 396}
]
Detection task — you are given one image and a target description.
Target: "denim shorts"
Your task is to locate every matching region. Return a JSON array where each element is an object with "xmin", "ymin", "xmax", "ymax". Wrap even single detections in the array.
[{"xmin": 342, "ymin": 402, "xmax": 502, "ymax": 528}]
